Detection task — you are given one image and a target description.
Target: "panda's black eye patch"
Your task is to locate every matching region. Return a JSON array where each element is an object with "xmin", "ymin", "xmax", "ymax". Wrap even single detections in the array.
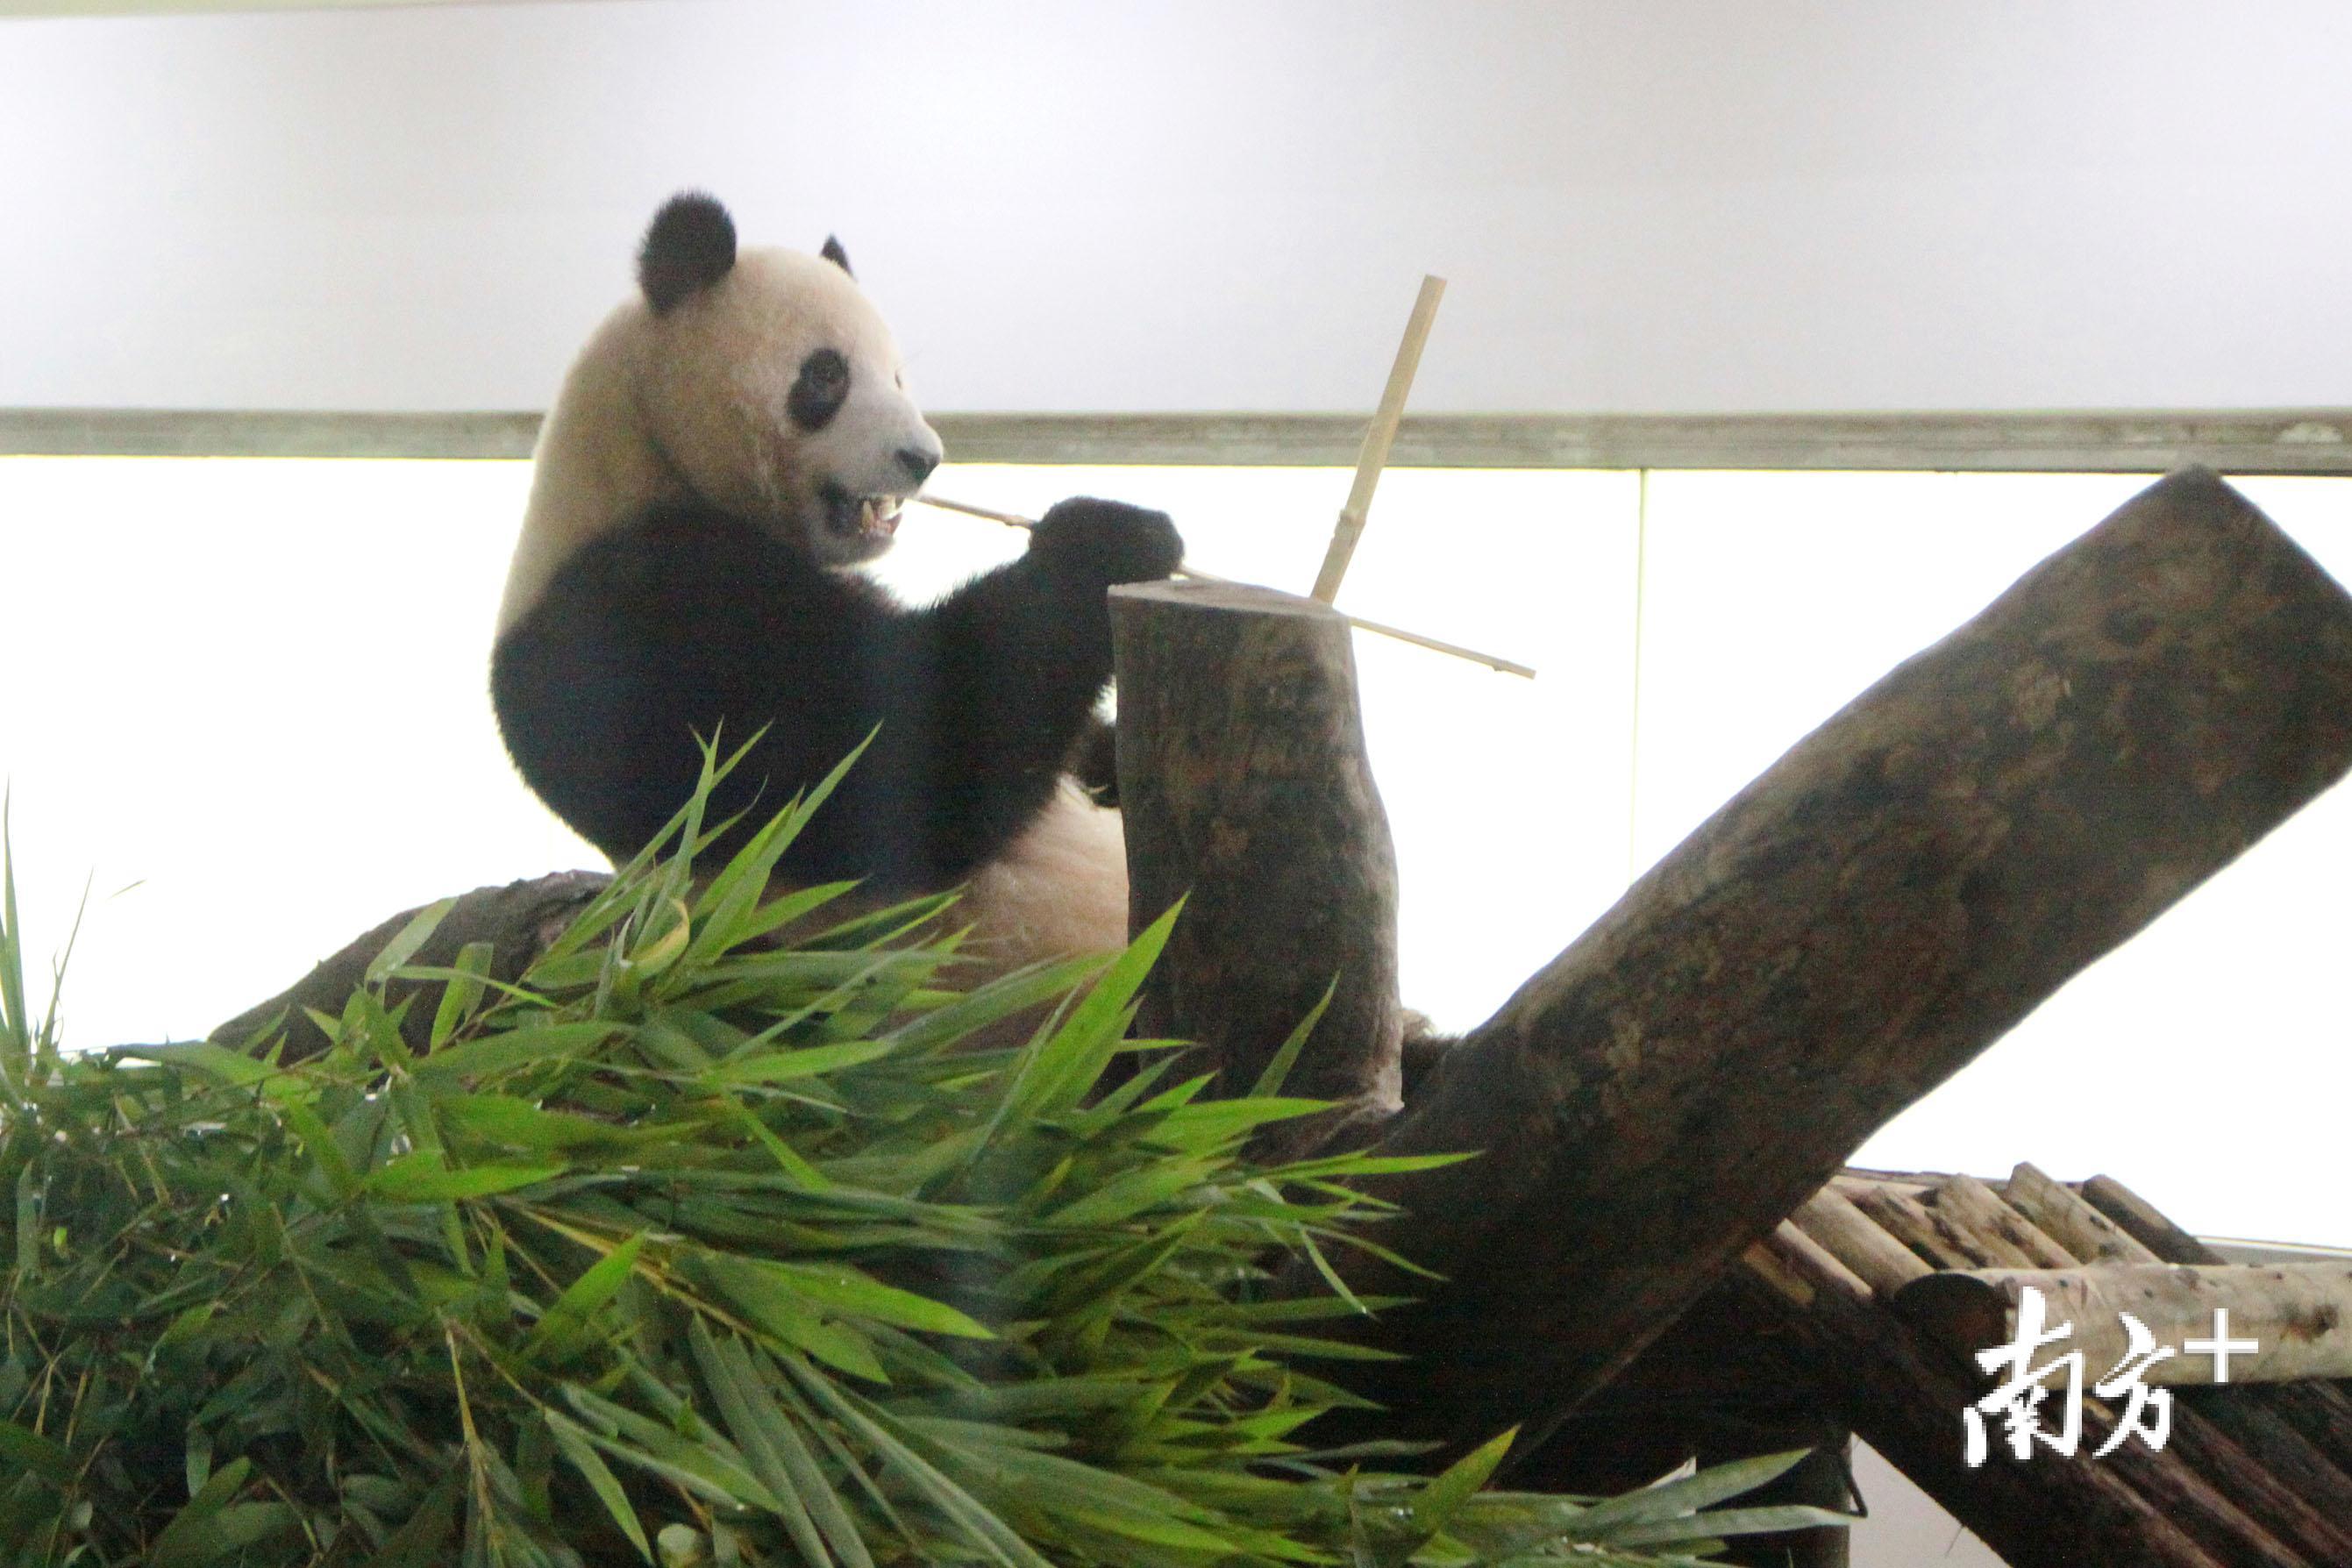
[{"xmin": 788, "ymin": 348, "xmax": 851, "ymax": 431}]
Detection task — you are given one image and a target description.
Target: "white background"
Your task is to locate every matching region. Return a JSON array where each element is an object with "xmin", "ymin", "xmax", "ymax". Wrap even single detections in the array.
[
  {"xmin": 4, "ymin": 454, "xmax": 2346, "ymax": 1272},
  {"xmin": 5, "ymin": 0, "xmax": 2352, "ymax": 415}
]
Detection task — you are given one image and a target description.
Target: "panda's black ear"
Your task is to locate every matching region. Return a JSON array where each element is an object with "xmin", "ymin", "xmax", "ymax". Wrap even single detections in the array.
[
  {"xmin": 638, "ymin": 193, "xmax": 738, "ymax": 314},
  {"xmin": 819, "ymin": 234, "xmax": 853, "ymax": 278}
]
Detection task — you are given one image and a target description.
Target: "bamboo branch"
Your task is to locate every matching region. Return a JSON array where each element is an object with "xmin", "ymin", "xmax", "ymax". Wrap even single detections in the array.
[
  {"xmin": 909, "ymin": 492, "xmax": 1535, "ymax": 678},
  {"xmin": 1312, "ymin": 274, "xmax": 1447, "ymax": 602}
]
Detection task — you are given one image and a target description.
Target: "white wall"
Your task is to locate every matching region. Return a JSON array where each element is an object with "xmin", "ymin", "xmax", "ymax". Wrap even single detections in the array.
[{"xmin": 5, "ymin": 0, "xmax": 2352, "ymax": 417}]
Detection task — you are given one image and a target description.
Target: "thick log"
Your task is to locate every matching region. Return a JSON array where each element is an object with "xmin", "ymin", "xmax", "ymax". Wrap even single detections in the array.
[
  {"xmin": 210, "ymin": 871, "xmax": 609, "ymax": 1058},
  {"xmin": 1896, "ymin": 1262, "xmax": 2352, "ymax": 1386},
  {"xmin": 1108, "ymin": 580, "xmax": 1404, "ymax": 1143},
  {"xmin": 1316, "ymin": 469, "xmax": 2352, "ymax": 1447}
]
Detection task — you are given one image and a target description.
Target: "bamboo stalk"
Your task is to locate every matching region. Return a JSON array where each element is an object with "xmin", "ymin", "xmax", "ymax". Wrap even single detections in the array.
[
  {"xmin": 1312, "ymin": 274, "xmax": 1448, "ymax": 603},
  {"xmin": 909, "ymin": 492, "xmax": 1536, "ymax": 678}
]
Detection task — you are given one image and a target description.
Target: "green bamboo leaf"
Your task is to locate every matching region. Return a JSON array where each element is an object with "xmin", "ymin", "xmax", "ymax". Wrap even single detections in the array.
[
  {"xmin": 1044, "ymin": 1162, "xmax": 1211, "ymax": 1228},
  {"xmin": 1571, "ymin": 1449, "xmax": 1811, "ymax": 1536},
  {"xmin": 559, "ymin": 1384, "xmax": 774, "ymax": 1506},
  {"xmin": 756, "ymin": 1258, "xmax": 994, "ymax": 1339},
  {"xmin": 278, "ymin": 1094, "xmax": 363, "ymax": 1202},
  {"xmin": 522, "ymin": 1232, "xmax": 646, "ymax": 1365},
  {"xmin": 438, "ymin": 1093, "xmax": 692, "ymax": 1153},
  {"xmin": 150, "ymin": 1455, "xmax": 254, "ymax": 1567},
  {"xmin": 366, "ymin": 1151, "xmax": 563, "ymax": 1201},
  {"xmin": 413, "ymin": 1021, "xmax": 619, "ymax": 1080},
  {"xmin": 1149, "ymin": 1097, "xmax": 1331, "ymax": 1147},
  {"xmin": 118, "ymin": 1040, "xmax": 278, "ymax": 1088},
  {"xmin": 1604, "ymin": 1502, "xmax": 1857, "ymax": 1547},
  {"xmin": 357, "ymin": 1472, "xmax": 462, "ymax": 1568},
  {"xmin": 0, "ymin": 1418, "xmax": 72, "ymax": 1482},
  {"xmin": 546, "ymin": 1411, "xmax": 652, "ymax": 1564},
  {"xmin": 365, "ymin": 897, "xmax": 456, "ymax": 990},
  {"xmin": 688, "ymin": 1320, "xmax": 845, "ymax": 1568},
  {"xmin": 988, "ymin": 902, "xmax": 1180, "ymax": 1137},
  {"xmin": 427, "ymin": 940, "xmax": 497, "ymax": 1050},
  {"xmin": 1411, "ymin": 1427, "xmax": 1515, "ymax": 1542},
  {"xmin": 1249, "ymin": 975, "xmax": 1336, "ymax": 1098},
  {"xmin": 703, "ymin": 1039, "xmax": 897, "ymax": 1087},
  {"xmin": 783, "ymin": 1361, "xmax": 1051, "ymax": 1568}
]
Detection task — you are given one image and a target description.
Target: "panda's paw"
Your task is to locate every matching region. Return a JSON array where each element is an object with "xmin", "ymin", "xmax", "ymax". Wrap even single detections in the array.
[{"xmin": 1030, "ymin": 498, "xmax": 1184, "ymax": 587}]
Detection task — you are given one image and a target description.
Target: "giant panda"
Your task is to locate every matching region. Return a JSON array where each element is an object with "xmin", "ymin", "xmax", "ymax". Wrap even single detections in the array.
[{"xmin": 491, "ymin": 192, "xmax": 1182, "ymax": 975}]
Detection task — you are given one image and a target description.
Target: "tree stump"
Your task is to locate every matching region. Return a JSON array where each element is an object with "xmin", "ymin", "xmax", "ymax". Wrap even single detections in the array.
[{"xmin": 1109, "ymin": 580, "xmax": 1404, "ymax": 1146}]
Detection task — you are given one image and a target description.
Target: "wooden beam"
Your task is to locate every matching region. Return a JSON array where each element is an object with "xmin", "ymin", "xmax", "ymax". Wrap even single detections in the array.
[
  {"xmin": 1306, "ymin": 469, "xmax": 2352, "ymax": 1448},
  {"xmin": 1736, "ymin": 1223, "xmax": 2237, "ymax": 1568},
  {"xmin": 2082, "ymin": 1174, "xmax": 2352, "ymax": 1469},
  {"xmin": 17, "ymin": 408, "xmax": 2352, "ymax": 475},
  {"xmin": 1895, "ymin": 1263, "xmax": 2352, "ymax": 1386}
]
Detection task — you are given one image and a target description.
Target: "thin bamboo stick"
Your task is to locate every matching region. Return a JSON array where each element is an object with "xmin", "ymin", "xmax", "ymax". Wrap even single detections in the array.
[
  {"xmin": 909, "ymin": 492, "xmax": 1536, "ymax": 678},
  {"xmin": 1310, "ymin": 274, "xmax": 1447, "ymax": 603}
]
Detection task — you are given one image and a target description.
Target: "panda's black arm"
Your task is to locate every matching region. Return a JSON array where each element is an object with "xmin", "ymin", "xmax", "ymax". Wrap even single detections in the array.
[
  {"xmin": 902, "ymin": 498, "xmax": 1180, "ymax": 873},
  {"xmin": 495, "ymin": 500, "xmax": 1176, "ymax": 887},
  {"xmin": 494, "ymin": 510, "xmax": 912, "ymax": 877}
]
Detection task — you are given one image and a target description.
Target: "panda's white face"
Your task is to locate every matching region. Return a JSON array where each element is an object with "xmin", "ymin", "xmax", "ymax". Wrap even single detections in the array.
[
  {"xmin": 498, "ymin": 196, "xmax": 949, "ymax": 634},
  {"xmin": 638, "ymin": 245, "xmax": 944, "ymax": 570}
]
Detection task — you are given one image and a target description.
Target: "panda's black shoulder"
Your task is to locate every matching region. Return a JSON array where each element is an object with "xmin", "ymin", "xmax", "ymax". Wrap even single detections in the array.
[{"xmin": 534, "ymin": 501, "xmax": 882, "ymax": 632}]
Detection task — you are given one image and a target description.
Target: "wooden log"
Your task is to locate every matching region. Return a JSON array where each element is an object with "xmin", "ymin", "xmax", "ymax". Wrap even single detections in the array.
[
  {"xmin": 210, "ymin": 871, "xmax": 610, "ymax": 1059},
  {"xmin": 2003, "ymin": 1161, "xmax": 2161, "ymax": 1266},
  {"xmin": 1108, "ymin": 580, "xmax": 1404, "ymax": 1144},
  {"xmin": 1850, "ymin": 1185, "xmax": 1986, "ymax": 1271},
  {"xmin": 1735, "ymin": 1222, "xmax": 2233, "ymax": 1568},
  {"xmin": 1895, "ymin": 1263, "xmax": 2352, "ymax": 1386},
  {"xmin": 1925, "ymin": 1173, "xmax": 2077, "ymax": 1269},
  {"xmin": 2003, "ymin": 1165, "xmax": 2352, "ymax": 1533},
  {"xmin": 1310, "ymin": 469, "xmax": 2352, "ymax": 1446},
  {"xmin": 1817, "ymin": 1177, "xmax": 2352, "ymax": 1557},
  {"xmin": 2083, "ymin": 1173, "xmax": 2352, "ymax": 1467},
  {"xmin": 1786, "ymin": 1185, "xmax": 1933, "ymax": 1299},
  {"xmin": 2081, "ymin": 1174, "xmax": 2234, "ymax": 1269}
]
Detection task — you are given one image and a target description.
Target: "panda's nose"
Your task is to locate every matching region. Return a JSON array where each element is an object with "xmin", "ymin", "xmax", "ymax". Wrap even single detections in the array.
[{"xmin": 895, "ymin": 446, "xmax": 940, "ymax": 486}]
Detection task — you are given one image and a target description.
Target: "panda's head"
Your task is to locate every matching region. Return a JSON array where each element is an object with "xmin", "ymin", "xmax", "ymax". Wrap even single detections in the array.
[{"xmin": 616, "ymin": 192, "xmax": 942, "ymax": 567}]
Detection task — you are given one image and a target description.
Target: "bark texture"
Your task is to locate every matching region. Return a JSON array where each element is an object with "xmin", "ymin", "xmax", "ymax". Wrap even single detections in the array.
[
  {"xmin": 1312, "ymin": 468, "xmax": 2352, "ymax": 1447},
  {"xmin": 1109, "ymin": 580, "xmax": 1404, "ymax": 1144},
  {"xmin": 211, "ymin": 872, "xmax": 609, "ymax": 1058}
]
